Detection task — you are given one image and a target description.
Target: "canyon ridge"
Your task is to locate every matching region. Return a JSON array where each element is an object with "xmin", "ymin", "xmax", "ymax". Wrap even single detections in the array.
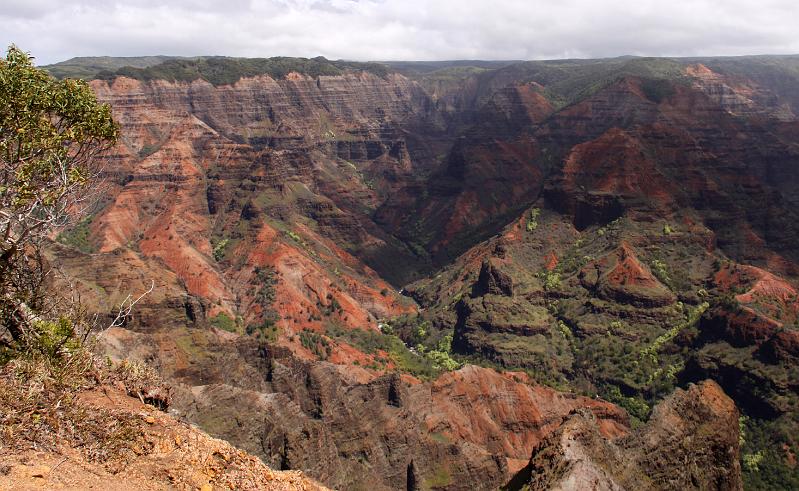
[{"xmin": 28, "ymin": 54, "xmax": 799, "ymax": 489}]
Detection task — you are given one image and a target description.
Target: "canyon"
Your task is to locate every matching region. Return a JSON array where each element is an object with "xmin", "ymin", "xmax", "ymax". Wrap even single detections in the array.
[{"xmin": 43, "ymin": 54, "xmax": 799, "ymax": 489}]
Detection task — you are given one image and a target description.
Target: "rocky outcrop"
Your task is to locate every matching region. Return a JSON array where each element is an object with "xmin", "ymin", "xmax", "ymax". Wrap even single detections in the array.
[
  {"xmin": 696, "ymin": 263, "xmax": 799, "ymax": 363},
  {"xmin": 0, "ymin": 351, "xmax": 325, "ymax": 491},
  {"xmin": 473, "ymin": 259, "xmax": 514, "ymax": 297},
  {"xmin": 99, "ymin": 326, "xmax": 630, "ymax": 491},
  {"xmin": 508, "ymin": 380, "xmax": 742, "ymax": 491},
  {"xmin": 686, "ymin": 63, "xmax": 795, "ymax": 121},
  {"xmin": 590, "ymin": 243, "xmax": 676, "ymax": 308},
  {"xmin": 0, "ymin": 384, "xmax": 327, "ymax": 491},
  {"xmin": 679, "ymin": 263, "xmax": 799, "ymax": 422},
  {"xmin": 546, "ymin": 127, "xmax": 677, "ymax": 229},
  {"xmin": 415, "ymin": 67, "xmax": 799, "ymax": 271}
]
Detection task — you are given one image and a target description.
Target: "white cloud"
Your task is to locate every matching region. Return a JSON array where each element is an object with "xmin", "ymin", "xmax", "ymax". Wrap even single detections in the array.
[{"xmin": 0, "ymin": 0, "xmax": 797, "ymax": 65}]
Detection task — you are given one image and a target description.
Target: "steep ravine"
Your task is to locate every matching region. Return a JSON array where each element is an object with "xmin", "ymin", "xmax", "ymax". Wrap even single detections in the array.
[{"xmin": 46, "ymin": 55, "xmax": 799, "ymax": 489}]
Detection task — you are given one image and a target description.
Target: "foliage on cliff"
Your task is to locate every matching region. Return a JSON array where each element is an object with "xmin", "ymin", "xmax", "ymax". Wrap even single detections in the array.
[
  {"xmin": 94, "ymin": 56, "xmax": 391, "ymax": 85},
  {"xmin": 0, "ymin": 45, "xmax": 118, "ymax": 361}
]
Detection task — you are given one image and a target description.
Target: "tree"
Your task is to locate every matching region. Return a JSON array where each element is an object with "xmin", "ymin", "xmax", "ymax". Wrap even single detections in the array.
[{"xmin": 0, "ymin": 45, "xmax": 118, "ymax": 355}]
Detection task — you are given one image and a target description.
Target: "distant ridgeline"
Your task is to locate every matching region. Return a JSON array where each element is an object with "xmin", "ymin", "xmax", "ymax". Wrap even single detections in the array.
[
  {"xmin": 44, "ymin": 54, "xmax": 799, "ymax": 107},
  {"xmin": 44, "ymin": 56, "xmax": 392, "ymax": 85}
]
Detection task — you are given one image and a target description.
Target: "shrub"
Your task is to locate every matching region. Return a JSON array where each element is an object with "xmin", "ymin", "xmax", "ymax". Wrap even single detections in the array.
[
  {"xmin": 743, "ymin": 451, "xmax": 764, "ymax": 473},
  {"xmin": 0, "ymin": 45, "xmax": 117, "ymax": 356},
  {"xmin": 299, "ymin": 329, "xmax": 331, "ymax": 360},
  {"xmin": 526, "ymin": 208, "xmax": 541, "ymax": 232},
  {"xmin": 650, "ymin": 259, "xmax": 671, "ymax": 287},
  {"xmin": 604, "ymin": 384, "xmax": 651, "ymax": 422},
  {"xmin": 640, "ymin": 302, "xmax": 708, "ymax": 364},
  {"xmin": 0, "ymin": 350, "xmax": 166, "ymax": 462},
  {"xmin": 246, "ymin": 322, "xmax": 280, "ymax": 342},
  {"xmin": 251, "ymin": 266, "xmax": 280, "ymax": 327},
  {"xmin": 209, "ymin": 312, "xmax": 238, "ymax": 333},
  {"xmin": 541, "ymin": 271, "xmax": 561, "ymax": 291},
  {"xmin": 212, "ymin": 238, "xmax": 230, "ymax": 262}
]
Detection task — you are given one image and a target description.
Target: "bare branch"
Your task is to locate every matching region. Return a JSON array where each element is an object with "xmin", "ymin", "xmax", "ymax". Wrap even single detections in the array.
[{"xmin": 107, "ymin": 280, "xmax": 155, "ymax": 330}]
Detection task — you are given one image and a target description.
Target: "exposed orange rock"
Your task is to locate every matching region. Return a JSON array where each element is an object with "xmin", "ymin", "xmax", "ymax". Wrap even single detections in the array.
[
  {"xmin": 426, "ymin": 366, "xmax": 629, "ymax": 465},
  {"xmin": 67, "ymin": 71, "xmax": 431, "ymax": 356},
  {"xmin": 589, "ymin": 242, "xmax": 676, "ymax": 307},
  {"xmin": 0, "ymin": 385, "xmax": 328, "ymax": 491},
  {"xmin": 715, "ymin": 263, "xmax": 799, "ymax": 326},
  {"xmin": 543, "ymin": 251, "xmax": 558, "ymax": 271},
  {"xmin": 559, "ymin": 127, "xmax": 676, "ymax": 214},
  {"xmin": 686, "ymin": 63, "xmax": 794, "ymax": 120},
  {"xmin": 42, "ymin": 56, "xmax": 799, "ymax": 490}
]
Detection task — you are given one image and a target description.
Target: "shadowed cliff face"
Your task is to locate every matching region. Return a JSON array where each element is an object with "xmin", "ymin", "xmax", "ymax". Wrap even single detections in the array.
[
  {"xmin": 398, "ymin": 67, "xmax": 799, "ymax": 267},
  {"xmin": 507, "ymin": 380, "xmax": 742, "ymax": 491},
  {"xmin": 46, "ymin": 56, "xmax": 799, "ymax": 489}
]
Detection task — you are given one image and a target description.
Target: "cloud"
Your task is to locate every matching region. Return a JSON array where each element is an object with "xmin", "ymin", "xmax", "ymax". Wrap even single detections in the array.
[{"xmin": 1, "ymin": 0, "xmax": 797, "ymax": 65}]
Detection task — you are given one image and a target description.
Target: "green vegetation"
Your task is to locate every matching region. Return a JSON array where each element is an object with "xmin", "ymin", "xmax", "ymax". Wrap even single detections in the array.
[
  {"xmin": 409, "ymin": 65, "xmax": 488, "ymax": 89},
  {"xmin": 246, "ymin": 322, "xmax": 280, "ymax": 343},
  {"xmin": 212, "ymin": 238, "xmax": 230, "ymax": 262},
  {"xmin": 138, "ymin": 142, "xmax": 162, "ymax": 158},
  {"xmin": 526, "ymin": 208, "xmax": 540, "ymax": 232},
  {"xmin": 557, "ymin": 320, "xmax": 573, "ymax": 339},
  {"xmin": 1, "ymin": 45, "xmax": 118, "ymax": 360},
  {"xmin": 244, "ymin": 266, "xmax": 281, "ymax": 340},
  {"xmin": 326, "ymin": 323, "xmax": 443, "ymax": 380},
  {"xmin": 318, "ymin": 294, "xmax": 343, "ymax": 317},
  {"xmin": 0, "ymin": 349, "xmax": 163, "ymax": 460},
  {"xmin": 57, "ymin": 215, "xmax": 96, "ymax": 253},
  {"xmin": 209, "ymin": 312, "xmax": 239, "ymax": 333},
  {"xmin": 740, "ymin": 416, "xmax": 799, "ymax": 489},
  {"xmin": 539, "ymin": 271, "xmax": 561, "ymax": 291},
  {"xmin": 43, "ymin": 55, "xmax": 181, "ymax": 80},
  {"xmin": 570, "ymin": 301, "xmax": 711, "ymax": 423},
  {"xmin": 429, "ymin": 431, "xmax": 450, "ymax": 444},
  {"xmin": 25, "ymin": 317, "xmax": 81, "ymax": 361},
  {"xmin": 650, "ymin": 259, "xmax": 671, "ymax": 286},
  {"xmin": 640, "ymin": 302, "xmax": 709, "ymax": 363},
  {"xmin": 286, "ymin": 230, "xmax": 303, "ymax": 243},
  {"xmin": 299, "ymin": 328, "xmax": 332, "ymax": 360},
  {"xmin": 641, "ymin": 78, "xmax": 676, "ymax": 103},
  {"xmin": 531, "ymin": 57, "xmax": 687, "ymax": 108},
  {"xmin": 0, "ymin": 47, "xmax": 168, "ymax": 463},
  {"xmin": 743, "ymin": 451, "xmax": 765, "ymax": 472},
  {"xmin": 94, "ymin": 56, "xmax": 391, "ymax": 86},
  {"xmin": 715, "ymin": 289, "xmax": 743, "ymax": 312},
  {"xmin": 417, "ymin": 334, "xmax": 461, "ymax": 371},
  {"xmin": 254, "ymin": 266, "xmax": 277, "ymax": 306},
  {"xmin": 604, "ymin": 384, "xmax": 651, "ymax": 423},
  {"xmin": 425, "ymin": 465, "xmax": 452, "ymax": 488}
]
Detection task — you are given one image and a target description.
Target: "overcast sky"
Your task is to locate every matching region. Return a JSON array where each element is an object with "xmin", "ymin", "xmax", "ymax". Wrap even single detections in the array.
[{"xmin": 2, "ymin": 0, "xmax": 798, "ymax": 65}]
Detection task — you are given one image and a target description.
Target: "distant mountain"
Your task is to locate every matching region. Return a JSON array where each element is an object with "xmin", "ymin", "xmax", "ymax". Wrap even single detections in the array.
[
  {"xmin": 42, "ymin": 55, "xmax": 190, "ymax": 79},
  {"xmin": 44, "ymin": 55, "xmax": 392, "ymax": 84}
]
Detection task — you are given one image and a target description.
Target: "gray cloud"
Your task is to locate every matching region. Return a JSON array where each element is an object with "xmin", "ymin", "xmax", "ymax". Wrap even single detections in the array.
[{"xmin": 1, "ymin": 0, "xmax": 797, "ymax": 65}]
